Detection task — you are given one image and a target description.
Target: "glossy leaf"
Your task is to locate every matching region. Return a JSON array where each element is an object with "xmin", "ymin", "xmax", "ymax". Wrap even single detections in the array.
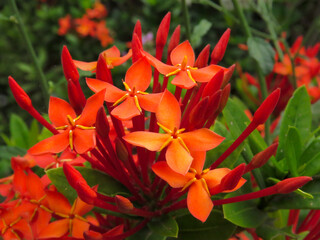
[
  {"xmin": 10, "ymin": 114, "xmax": 29, "ymax": 148},
  {"xmin": 148, "ymin": 215, "xmax": 178, "ymax": 238},
  {"xmin": 276, "ymin": 86, "xmax": 312, "ymax": 162},
  {"xmin": 47, "ymin": 167, "xmax": 130, "ymax": 203},
  {"xmin": 284, "ymin": 127, "xmax": 301, "ymax": 177},
  {"xmin": 247, "ymin": 37, "xmax": 275, "ymax": 74},
  {"xmin": 191, "ymin": 19, "xmax": 212, "ymax": 48},
  {"xmin": 256, "ymin": 224, "xmax": 307, "ymax": 240},
  {"xmin": 175, "ymin": 210, "xmax": 236, "ymax": 240},
  {"xmin": 128, "ymin": 227, "xmax": 166, "ymax": 240}
]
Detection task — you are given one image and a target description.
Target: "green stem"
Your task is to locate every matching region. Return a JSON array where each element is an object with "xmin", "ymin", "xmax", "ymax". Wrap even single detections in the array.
[
  {"xmin": 9, "ymin": 0, "xmax": 49, "ymax": 104},
  {"xmin": 232, "ymin": 0, "xmax": 251, "ymax": 38},
  {"xmin": 181, "ymin": 0, "xmax": 191, "ymax": 41}
]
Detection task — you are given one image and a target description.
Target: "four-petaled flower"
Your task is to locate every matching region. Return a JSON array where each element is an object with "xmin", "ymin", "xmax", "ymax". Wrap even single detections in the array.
[
  {"xmin": 28, "ymin": 90, "xmax": 105, "ymax": 155},
  {"xmin": 87, "ymin": 57, "xmax": 163, "ymax": 120},
  {"xmin": 123, "ymin": 90, "xmax": 225, "ymax": 174}
]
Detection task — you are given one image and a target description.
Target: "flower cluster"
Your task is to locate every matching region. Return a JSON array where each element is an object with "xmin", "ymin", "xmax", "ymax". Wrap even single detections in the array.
[
  {"xmin": 58, "ymin": 2, "xmax": 113, "ymax": 47},
  {"xmin": 2, "ymin": 13, "xmax": 312, "ymax": 239}
]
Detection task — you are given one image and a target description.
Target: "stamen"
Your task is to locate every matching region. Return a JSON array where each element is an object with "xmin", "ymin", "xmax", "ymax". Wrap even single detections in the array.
[
  {"xmin": 157, "ymin": 122, "xmax": 173, "ymax": 134},
  {"xmin": 186, "ymin": 69, "xmax": 196, "ymax": 83},
  {"xmin": 70, "ymin": 198, "xmax": 77, "ymax": 214},
  {"xmin": 10, "ymin": 229, "xmax": 21, "ymax": 240},
  {"xmin": 74, "ymin": 115, "xmax": 81, "ymax": 121},
  {"xmin": 75, "ymin": 214, "xmax": 88, "ymax": 222},
  {"xmin": 55, "ymin": 212, "xmax": 69, "ymax": 218},
  {"xmin": 165, "ymin": 68, "xmax": 181, "ymax": 77},
  {"xmin": 177, "ymin": 137, "xmax": 190, "ymax": 153},
  {"xmin": 69, "ymin": 219, "xmax": 73, "ymax": 235},
  {"xmin": 1, "ymin": 219, "xmax": 7, "ymax": 234},
  {"xmin": 123, "ymin": 81, "xmax": 131, "ymax": 92},
  {"xmin": 159, "ymin": 136, "xmax": 174, "ymax": 151},
  {"xmin": 76, "ymin": 125, "xmax": 96, "ymax": 130},
  {"xmin": 136, "ymin": 91, "xmax": 149, "ymax": 95},
  {"xmin": 40, "ymin": 205, "xmax": 53, "ymax": 213},
  {"xmin": 202, "ymin": 169, "xmax": 210, "ymax": 174},
  {"xmin": 55, "ymin": 125, "xmax": 68, "ymax": 130},
  {"xmin": 134, "ymin": 95, "xmax": 142, "ymax": 112},
  {"xmin": 187, "ymin": 66, "xmax": 198, "ymax": 70},
  {"xmin": 200, "ymin": 178, "xmax": 211, "ymax": 196},
  {"xmin": 181, "ymin": 178, "xmax": 197, "ymax": 192},
  {"xmin": 67, "ymin": 115, "xmax": 75, "ymax": 127},
  {"xmin": 181, "ymin": 56, "xmax": 188, "ymax": 69},
  {"xmin": 189, "ymin": 168, "xmax": 197, "ymax": 174},
  {"xmin": 9, "ymin": 217, "xmax": 21, "ymax": 227},
  {"xmin": 176, "ymin": 128, "xmax": 186, "ymax": 134},
  {"xmin": 69, "ymin": 130, "xmax": 73, "ymax": 150},
  {"xmin": 113, "ymin": 93, "xmax": 129, "ymax": 107}
]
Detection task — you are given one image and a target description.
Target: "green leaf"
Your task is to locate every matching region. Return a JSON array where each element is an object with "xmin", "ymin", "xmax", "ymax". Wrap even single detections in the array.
[
  {"xmin": 28, "ymin": 119, "xmax": 39, "ymax": 146},
  {"xmin": 175, "ymin": 210, "xmax": 236, "ymax": 240},
  {"xmin": 300, "ymin": 151, "xmax": 320, "ymax": 176},
  {"xmin": 284, "ymin": 127, "xmax": 302, "ymax": 177},
  {"xmin": 128, "ymin": 227, "xmax": 166, "ymax": 240},
  {"xmin": 148, "ymin": 215, "xmax": 178, "ymax": 238},
  {"xmin": 267, "ymin": 179, "xmax": 320, "ymax": 209},
  {"xmin": 191, "ymin": 19, "xmax": 212, "ymax": 48},
  {"xmin": 256, "ymin": 224, "xmax": 304, "ymax": 240},
  {"xmin": 298, "ymin": 138, "xmax": 320, "ymax": 176},
  {"xmin": 0, "ymin": 146, "xmax": 26, "ymax": 160},
  {"xmin": 10, "ymin": 114, "xmax": 30, "ymax": 149},
  {"xmin": 247, "ymin": 37, "xmax": 275, "ymax": 74},
  {"xmin": 276, "ymin": 86, "xmax": 312, "ymax": 163},
  {"xmin": 47, "ymin": 167, "xmax": 130, "ymax": 203},
  {"xmin": 223, "ymin": 186, "xmax": 268, "ymax": 228}
]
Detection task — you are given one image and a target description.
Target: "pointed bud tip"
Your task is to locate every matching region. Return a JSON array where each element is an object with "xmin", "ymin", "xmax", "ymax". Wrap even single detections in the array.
[
  {"xmin": 276, "ymin": 176, "xmax": 312, "ymax": 194},
  {"xmin": 8, "ymin": 76, "xmax": 32, "ymax": 110},
  {"xmin": 115, "ymin": 195, "xmax": 134, "ymax": 212}
]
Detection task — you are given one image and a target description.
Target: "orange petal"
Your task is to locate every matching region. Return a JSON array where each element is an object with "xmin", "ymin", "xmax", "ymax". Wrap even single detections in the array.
[
  {"xmin": 125, "ymin": 58, "xmax": 152, "ymax": 92},
  {"xmin": 77, "ymin": 90, "xmax": 106, "ymax": 126},
  {"xmin": 111, "ymin": 49, "xmax": 132, "ymax": 66},
  {"xmin": 73, "ymin": 129, "xmax": 96, "ymax": 154},
  {"xmin": 203, "ymin": 168, "xmax": 230, "ymax": 189},
  {"xmin": 73, "ymin": 60, "xmax": 97, "ymax": 71},
  {"xmin": 170, "ymin": 40, "xmax": 195, "ymax": 66},
  {"xmin": 190, "ymin": 151, "xmax": 206, "ymax": 174},
  {"xmin": 73, "ymin": 197, "xmax": 94, "ymax": 216},
  {"xmin": 26, "ymin": 171, "xmax": 45, "ymax": 200},
  {"xmin": 156, "ymin": 90, "xmax": 181, "ymax": 130},
  {"xmin": 123, "ymin": 132, "xmax": 170, "ymax": 151},
  {"xmin": 86, "ymin": 78, "xmax": 126, "ymax": 102},
  {"xmin": 273, "ymin": 62, "xmax": 290, "ymax": 75},
  {"xmin": 37, "ymin": 219, "xmax": 69, "ymax": 239},
  {"xmin": 111, "ymin": 97, "xmax": 141, "ymax": 120},
  {"xmin": 102, "ymin": 45, "xmax": 121, "ymax": 58},
  {"xmin": 28, "ymin": 131, "xmax": 69, "ymax": 155},
  {"xmin": 138, "ymin": 93, "xmax": 163, "ymax": 112},
  {"xmin": 49, "ymin": 97, "xmax": 76, "ymax": 127},
  {"xmin": 72, "ymin": 218, "xmax": 90, "ymax": 238},
  {"xmin": 166, "ymin": 139, "xmax": 193, "ymax": 175},
  {"xmin": 143, "ymin": 50, "xmax": 178, "ymax": 75},
  {"xmin": 190, "ymin": 65, "xmax": 226, "ymax": 83},
  {"xmin": 46, "ymin": 190, "xmax": 71, "ymax": 214},
  {"xmin": 31, "ymin": 209, "xmax": 52, "ymax": 236},
  {"xmin": 187, "ymin": 180, "xmax": 213, "ymax": 222},
  {"xmin": 171, "ymin": 71, "xmax": 196, "ymax": 89},
  {"xmin": 12, "ymin": 219, "xmax": 33, "ymax": 240},
  {"xmin": 152, "ymin": 161, "xmax": 190, "ymax": 188},
  {"xmin": 180, "ymin": 129, "xmax": 225, "ymax": 151}
]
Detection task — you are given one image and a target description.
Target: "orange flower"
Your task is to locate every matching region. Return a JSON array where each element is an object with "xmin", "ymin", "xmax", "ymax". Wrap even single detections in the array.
[
  {"xmin": 73, "ymin": 45, "xmax": 132, "ymax": 71},
  {"xmin": 58, "ymin": 14, "xmax": 72, "ymax": 36},
  {"xmin": 123, "ymin": 90, "xmax": 225, "ymax": 174},
  {"xmin": 86, "ymin": 2, "xmax": 108, "ymax": 19},
  {"xmin": 143, "ymin": 40, "xmax": 227, "ymax": 89},
  {"xmin": 87, "ymin": 58, "xmax": 162, "ymax": 120},
  {"xmin": 75, "ymin": 15, "xmax": 96, "ymax": 37},
  {"xmin": 152, "ymin": 151, "xmax": 246, "ymax": 222},
  {"xmin": 28, "ymin": 90, "xmax": 105, "ymax": 155},
  {"xmin": 96, "ymin": 21, "xmax": 114, "ymax": 47}
]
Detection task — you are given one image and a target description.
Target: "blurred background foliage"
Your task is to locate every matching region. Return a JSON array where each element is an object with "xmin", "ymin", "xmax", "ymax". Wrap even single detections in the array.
[{"xmin": 0, "ymin": 0, "xmax": 319, "ymax": 177}]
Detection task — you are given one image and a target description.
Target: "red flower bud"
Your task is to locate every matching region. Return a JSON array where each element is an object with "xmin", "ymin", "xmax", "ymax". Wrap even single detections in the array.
[
  {"xmin": 167, "ymin": 25, "xmax": 181, "ymax": 59},
  {"xmin": 96, "ymin": 107, "xmax": 110, "ymax": 138},
  {"xmin": 218, "ymin": 83, "xmax": 231, "ymax": 112},
  {"xmin": 253, "ymin": 88, "xmax": 280, "ymax": 125},
  {"xmin": 220, "ymin": 163, "xmax": 246, "ymax": 191},
  {"xmin": 202, "ymin": 69, "xmax": 224, "ymax": 98},
  {"xmin": 195, "ymin": 44, "xmax": 211, "ymax": 68},
  {"xmin": 210, "ymin": 28, "xmax": 231, "ymax": 64},
  {"xmin": 115, "ymin": 195, "xmax": 134, "ymax": 212},
  {"xmin": 76, "ymin": 181, "xmax": 97, "ymax": 205},
  {"xmin": 133, "ymin": 20, "xmax": 142, "ymax": 43},
  {"xmin": 96, "ymin": 54, "xmax": 113, "ymax": 83},
  {"xmin": 67, "ymin": 80, "xmax": 84, "ymax": 115},
  {"xmin": 156, "ymin": 12, "xmax": 171, "ymax": 48},
  {"xmin": 205, "ymin": 90, "xmax": 222, "ymax": 120},
  {"xmin": 115, "ymin": 138, "xmax": 129, "ymax": 163},
  {"xmin": 189, "ymin": 96, "xmax": 209, "ymax": 129},
  {"xmin": 222, "ymin": 64, "xmax": 235, "ymax": 88},
  {"xmin": 275, "ymin": 177, "xmax": 312, "ymax": 194},
  {"xmin": 245, "ymin": 143, "xmax": 278, "ymax": 173},
  {"xmin": 61, "ymin": 45, "xmax": 79, "ymax": 83},
  {"xmin": 132, "ymin": 33, "xmax": 143, "ymax": 63},
  {"xmin": 8, "ymin": 76, "xmax": 32, "ymax": 111},
  {"xmin": 84, "ymin": 230, "xmax": 103, "ymax": 240},
  {"xmin": 63, "ymin": 163, "xmax": 83, "ymax": 189}
]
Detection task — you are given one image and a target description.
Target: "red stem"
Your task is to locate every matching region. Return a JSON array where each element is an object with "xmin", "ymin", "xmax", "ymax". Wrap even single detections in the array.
[{"xmin": 28, "ymin": 107, "xmax": 59, "ymax": 134}]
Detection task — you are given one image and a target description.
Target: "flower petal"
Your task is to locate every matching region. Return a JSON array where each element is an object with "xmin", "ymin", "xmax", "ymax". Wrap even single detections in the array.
[
  {"xmin": 152, "ymin": 161, "xmax": 190, "ymax": 188},
  {"xmin": 111, "ymin": 49, "xmax": 132, "ymax": 66},
  {"xmin": 123, "ymin": 132, "xmax": 169, "ymax": 151},
  {"xmin": 190, "ymin": 151, "xmax": 206, "ymax": 174},
  {"xmin": 190, "ymin": 65, "xmax": 226, "ymax": 83},
  {"xmin": 203, "ymin": 168, "xmax": 230, "ymax": 189},
  {"xmin": 28, "ymin": 131, "xmax": 69, "ymax": 155},
  {"xmin": 111, "ymin": 97, "xmax": 141, "ymax": 120},
  {"xmin": 37, "ymin": 219, "xmax": 69, "ymax": 239},
  {"xmin": 143, "ymin": 50, "xmax": 178, "ymax": 75},
  {"xmin": 73, "ymin": 197, "xmax": 94, "ymax": 216},
  {"xmin": 49, "ymin": 97, "xmax": 76, "ymax": 127},
  {"xmin": 73, "ymin": 129, "xmax": 96, "ymax": 154},
  {"xmin": 187, "ymin": 180, "xmax": 213, "ymax": 222},
  {"xmin": 170, "ymin": 40, "xmax": 195, "ymax": 66},
  {"xmin": 171, "ymin": 71, "xmax": 196, "ymax": 89},
  {"xmin": 73, "ymin": 60, "xmax": 97, "ymax": 71},
  {"xmin": 102, "ymin": 45, "xmax": 120, "ymax": 58},
  {"xmin": 156, "ymin": 90, "xmax": 181, "ymax": 130},
  {"xmin": 125, "ymin": 58, "xmax": 152, "ymax": 91},
  {"xmin": 77, "ymin": 90, "xmax": 106, "ymax": 126},
  {"xmin": 138, "ymin": 92, "xmax": 163, "ymax": 112},
  {"xmin": 46, "ymin": 190, "xmax": 71, "ymax": 214},
  {"xmin": 180, "ymin": 129, "xmax": 225, "ymax": 151},
  {"xmin": 86, "ymin": 78, "xmax": 126, "ymax": 103},
  {"xmin": 166, "ymin": 139, "xmax": 193, "ymax": 175},
  {"xmin": 72, "ymin": 218, "xmax": 90, "ymax": 238}
]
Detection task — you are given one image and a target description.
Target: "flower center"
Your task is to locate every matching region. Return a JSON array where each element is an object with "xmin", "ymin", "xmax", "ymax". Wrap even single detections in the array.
[{"xmin": 165, "ymin": 56, "xmax": 198, "ymax": 83}]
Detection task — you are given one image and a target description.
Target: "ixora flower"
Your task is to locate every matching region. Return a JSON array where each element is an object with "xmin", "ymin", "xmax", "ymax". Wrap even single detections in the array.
[
  {"xmin": 124, "ymin": 89, "xmax": 225, "ymax": 174},
  {"xmin": 28, "ymin": 90, "xmax": 105, "ymax": 155}
]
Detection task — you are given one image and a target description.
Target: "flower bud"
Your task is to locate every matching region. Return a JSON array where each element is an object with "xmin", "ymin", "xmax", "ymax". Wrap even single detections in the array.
[
  {"xmin": 115, "ymin": 195, "xmax": 134, "ymax": 212},
  {"xmin": 132, "ymin": 33, "xmax": 143, "ymax": 63},
  {"xmin": 210, "ymin": 28, "xmax": 231, "ymax": 64},
  {"xmin": 253, "ymin": 89, "xmax": 280, "ymax": 125},
  {"xmin": 61, "ymin": 45, "xmax": 79, "ymax": 83},
  {"xmin": 96, "ymin": 107, "xmax": 110, "ymax": 138},
  {"xmin": 275, "ymin": 177, "xmax": 312, "ymax": 194},
  {"xmin": 202, "ymin": 70, "xmax": 224, "ymax": 98},
  {"xmin": 96, "ymin": 54, "xmax": 113, "ymax": 83},
  {"xmin": 220, "ymin": 163, "xmax": 246, "ymax": 191},
  {"xmin": 67, "ymin": 79, "xmax": 84, "ymax": 115},
  {"xmin": 76, "ymin": 181, "xmax": 97, "ymax": 205},
  {"xmin": 195, "ymin": 44, "xmax": 210, "ymax": 68},
  {"xmin": 222, "ymin": 64, "xmax": 235, "ymax": 88},
  {"xmin": 115, "ymin": 138, "xmax": 129, "ymax": 163},
  {"xmin": 167, "ymin": 25, "xmax": 181, "ymax": 59},
  {"xmin": 63, "ymin": 163, "xmax": 83, "ymax": 189},
  {"xmin": 133, "ymin": 20, "xmax": 142, "ymax": 43},
  {"xmin": 8, "ymin": 76, "xmax": 32, "ymax": 111},
  {"xmin": 218, "ymin": 83, "xmax": 231, "ymax": 113},
  {"xmin": 156, "ymin": 12, "xmax": 171, "ymax": 48},
  {"xmin": 189, "ymin": 96, "xmax": 209, "ymax": 129},
  {"xmin": 205, "ymin": 90, "xmax": 222, "ymax": 120}
]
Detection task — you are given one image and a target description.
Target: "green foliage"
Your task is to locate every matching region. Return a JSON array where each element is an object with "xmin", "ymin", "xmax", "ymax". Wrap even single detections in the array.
[
  {"xmin": 191, "ymin": 19, "xmax": 212, "ymax": 48},
  {"xmin": 148, "ymin": 215, "xmax": 179, "ymax": 238}
]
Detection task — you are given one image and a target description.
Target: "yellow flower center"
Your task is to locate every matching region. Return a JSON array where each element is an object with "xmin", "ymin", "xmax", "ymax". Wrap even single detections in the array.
[{"xmin": 165, "ymin": 56, "xmax": 198, "ymax": 83}]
